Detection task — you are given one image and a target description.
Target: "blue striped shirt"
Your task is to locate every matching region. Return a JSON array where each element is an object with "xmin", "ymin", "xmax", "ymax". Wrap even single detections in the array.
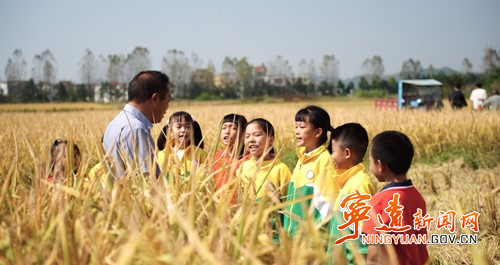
[{"xmin": 103, "ymin": 103, "xmax": 158, "ymax": 178}]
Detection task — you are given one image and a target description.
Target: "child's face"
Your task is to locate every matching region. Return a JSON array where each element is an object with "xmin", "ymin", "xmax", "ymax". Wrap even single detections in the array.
[
  {"xmin": 245, "ymin": 122, "xmax": 273, "ymax": 159},
  {"xmin": 368, "ymin": 148, "xmax": 384, "ymax": 182},
  {"xmin": 295, "ymin": 120, "xmax": 320, "ymax": 151},
  {"xmin": 52, "ymin": 143, "xmax": 81, "ymax": 173},
  {"xmin": 221, "ymin": 122, "xmax": 240, "ymax": 148},
  {"xmin": 171, "ymin": 119, "xmax": 192, "ymax": 148},
  {"xmin": 331, "ymin": 140, "xmax": 347, "ymax": 170}
]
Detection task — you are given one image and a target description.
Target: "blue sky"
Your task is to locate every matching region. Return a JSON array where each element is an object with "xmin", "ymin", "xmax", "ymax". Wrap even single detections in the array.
[{"xmin": 1, "ymin": 0, "xmax": 499, "ymax": 82}]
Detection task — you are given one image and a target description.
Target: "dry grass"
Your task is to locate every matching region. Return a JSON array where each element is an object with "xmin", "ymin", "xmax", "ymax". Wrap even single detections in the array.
[{"xmin": 0, "ymin": 99, "xmax": 499, "ymax": 265}]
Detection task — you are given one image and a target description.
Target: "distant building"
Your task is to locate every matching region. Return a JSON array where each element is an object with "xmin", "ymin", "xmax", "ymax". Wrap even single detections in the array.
[
  {"xmin": 192, "ymin": 68, "xmax": 213, "ymax": 88},
  {"xmin": 295, "ymin": 75, "xmax": 313, "ymax": 86},
  {"xmin": 253, "ymin": 64, "xmax": 267, "ymax": 81},
  {"xmin": 0, "ymin": 82, "xmax": 7, "ymax": 96},
  {"xmin": 94, "ymin": 81, "xmax": 126, "ymax": 103},
  {"xmin": 267, "ymin": 75, "xmax": 288, "ymax": 87},
  {"xmin": 213, "ymin": 72, "xmax": 236, "ymax": 88}
]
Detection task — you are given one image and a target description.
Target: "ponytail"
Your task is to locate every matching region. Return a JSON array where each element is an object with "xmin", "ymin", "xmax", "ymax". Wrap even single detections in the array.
[
  {"xmin": 157, "ymin": 124, "xmax": 168, "ymax": 150},
  {"xmin": 193, "ymin": 120, "xmax": 204, "ymax": 149},
  {"xmin": 326, "ymin": 125, "xmax": 334, "ymax": 153}
]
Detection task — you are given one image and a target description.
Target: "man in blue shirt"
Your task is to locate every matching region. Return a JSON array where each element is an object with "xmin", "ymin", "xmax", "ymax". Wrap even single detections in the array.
[{"xmin": 103, "ymin": 70, "xmax": 171, "ymax": 178}]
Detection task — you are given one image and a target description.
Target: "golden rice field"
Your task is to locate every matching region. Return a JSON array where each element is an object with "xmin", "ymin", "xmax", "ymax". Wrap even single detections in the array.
[{"xmin": 0, "ymin": 99, "xmax": 499, "ymax": 265}]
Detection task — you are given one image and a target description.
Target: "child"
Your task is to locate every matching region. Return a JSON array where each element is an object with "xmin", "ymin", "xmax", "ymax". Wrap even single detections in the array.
[
  {"xmin": 362, "ymin": 131, "xmax": 428, "ymax": 265},
  {"xmin": 213, "ymin": 113, "xmax": 248, "ymax": 189},
  {"xmin": 327, "ymin": 123, "xmax": 375, "ymax": 264},
  {"xmin": 49, "ymin": 139, "xmax": 81, "ymax": 183},
  {"xmin": 157, "ymin": 111, "xmax": 207, "ymax": 180},
  {"xmin": 283, "ymin": 105, "xmax": 338, "ymax": 236},
  {"xmin": 88, "ymin": 137, "xmax": 111, "ymax": 186},
  {"xmin": 236, "ymin": 118, "xmax": 291, "ymax": 201}
]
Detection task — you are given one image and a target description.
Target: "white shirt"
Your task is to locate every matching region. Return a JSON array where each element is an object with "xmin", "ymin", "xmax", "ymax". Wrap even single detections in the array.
[{"xmin": 470, "ymin": 88, "xmax": 487, "ymax": 110}]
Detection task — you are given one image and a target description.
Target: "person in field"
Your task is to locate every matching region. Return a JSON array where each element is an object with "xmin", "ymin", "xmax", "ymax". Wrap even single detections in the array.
[
  {"xmin": 101, "ymin": 71, "xmax": 171, "ymax": 178},
  {"xmin": 326, "ymin": 123, "xmax": 375, "ymax": 264},
  {"xmin": 362, "ymin": 131, "xmax": 428, "ymax": 265},
  {"xmin": 88, "ymin": 138, "xmax": 109, "ymax": 187},
  {"xmin": 213, "ymin": 114, "xmax": 248, "ymax": 189},
  {"xmin": 236, "ymin": 118, "xmax": 291, "ymax": 201},
  {"xmin": 49, "ymin": 139, "xmax": 81, "ymax": 183},
  {"xmin": 483, "ymin": 89, "xmax": 500, "ymax": 110},
  {"xmin": 283, "ymin": 105, "xmax": 338, "ymax": 237},
  {"xmin": 448, "ymin": 83, "xmax": 467, "ymax": 109},
  {"xmin": 157, "ymin": 111, "xmax": 207, "ymax": 181},
  {"xmin": 469, "ymin": 83, "xmax": 487, "ymax": 111}
]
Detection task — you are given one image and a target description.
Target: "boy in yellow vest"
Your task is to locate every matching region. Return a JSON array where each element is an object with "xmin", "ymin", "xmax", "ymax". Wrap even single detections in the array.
[{"xmin": 327, "ymin": 123, "xmax": 375, "ymax": 264}]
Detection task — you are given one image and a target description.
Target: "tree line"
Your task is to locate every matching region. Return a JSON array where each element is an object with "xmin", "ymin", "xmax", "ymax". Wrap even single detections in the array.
[{"xmin": 2, "ymin": 47, "xmax": 500, "ymax": 103}]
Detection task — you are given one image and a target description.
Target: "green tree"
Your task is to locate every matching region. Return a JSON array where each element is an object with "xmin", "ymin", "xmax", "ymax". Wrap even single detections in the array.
[
  {"xmin": 32, "ymin": 49, "xmax": 57, "ymax": 84},
  {"xmin": 361, "ymin": 55, "xmax": 384, "ymax": 86},
  {"xmin": 162, "ymin": 49, "xmax": 192, "ymax": 98},
  {"xmin": 107, "ymin": 54, "xmax": 125, "ymax": 83},
  {"xmin": 337, "ymin": 80, "xmax": 345, "ymax": 94},
  {"xmin": 482, "ymin": 48, "xmax": 500, "ymax": 74},
  {"xmin": 5, "ymin": 49, "xmax": 27, "ymax": 81},
  {"xmin": 400, "ymin": 58, "xmax": 422, "ymax": 79},
  {"xmin": 188, "ymin": 81, "xmax": 202, "ymax": 100},
  {"xmin": 292, "ymin": 78, "xmax": 308, "ymax": 95},
  {"xmin": 320, "ymin": 55, "xmax": 339, "ymax": 85},
  {"xmin": 66, "ymin": 86, "xmax": 77, "ymax": 102},
  {"xmin": 78, "ymin": 48, "xmax": 98, "ymax": 101},
  {"xmin": 358, "ymin": 76, "xmax": 370, "ymax": 90},
  {"xmin": 461, "ymin": 58, "xmax": 472, "ymax": 75},
  {"xmin": 427, "ymin": 64, "xmax": 435, "ymax": 78},
  {"xmin": 125, "ymin": 46, "xmax": 151, "ymax": 79},
  {"xmin": 56, "ymin": 82, "xmax": 67, "ymax": 101},
  {"xmin": 23, "ymin": 79, "xmax": 38, "ymax": 102},
  {"xmin": 318, "ymin": 81, "xmax": 334, "ymax": 95},
  {"xmin": 76, "ymin": 84, "xmax": 88, "ymax": 101},
  {"xmin": 347, "ymin": 82, "xmax": 355, "ymax": 93},
  {"xmin": 386, "ymin": 77, "xmax": 398, "ymax": 94},
  {"xmin": 235, "ymin": 57, "xmax": 253, "ymax": 98}
]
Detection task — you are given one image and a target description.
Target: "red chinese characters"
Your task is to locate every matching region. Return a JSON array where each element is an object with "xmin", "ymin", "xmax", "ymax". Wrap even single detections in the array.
[
  {"xmin": 375, "ymin": 193, "xmax": 411, "ymax": 233},
  {"xmin": 335, "ymin": 190, "xmax": 373, "ymax": 244},
  {"xmin": 413, "ymin": 208, "xmax": 435, "ymax": 231},
  {"xmin": 459, "ymin": 211, "xmax": 480, "ymax": 232},
  {"xmin": 437, "ymin": 210, "xmax": 457, "ymax": 233}
]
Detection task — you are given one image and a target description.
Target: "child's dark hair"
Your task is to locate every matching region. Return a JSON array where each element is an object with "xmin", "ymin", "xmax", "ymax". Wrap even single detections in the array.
[
  {"xmin": 51, "ymin": 139, "xmax": 81, "ymax": 160},
  {"xmin": 192, "ymin": 120, "xmax": 204, "ymax": 149},
  {"xmin": 157, "ymin": 111, "xmax": 204, "ymax": 150},
  {"xmin": 246, "ymin": 118, "xmax": 275, "ymax": 155},
  {"xmin": 331, "ymin": 123, "xmax": 368, "ymax": 162},
  {"xmin": 222, "ymin": 113, "xmax": 247, "ymax": 130},
  {"xmin": 295, "ymin": 105, "xmax": 334, "ymax": 153},
  {"xmin": 157, "ymin": 125, "xmax": 169, "ymax": 150},
  {"xmin": 221, "ymin": 113, "xmax": 247, "ymax": 157},
  {"xmin": 371, "ymin": 131, "xmax": 414, "ymax": 175}
]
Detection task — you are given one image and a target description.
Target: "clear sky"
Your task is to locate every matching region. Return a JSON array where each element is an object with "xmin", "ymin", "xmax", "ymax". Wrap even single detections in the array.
[{"xmin": 1, "ymin": 0, "xmax": 499, "ymax": 82}]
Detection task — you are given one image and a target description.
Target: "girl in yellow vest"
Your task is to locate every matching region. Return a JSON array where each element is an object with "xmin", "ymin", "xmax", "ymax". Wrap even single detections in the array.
[
  {"xmin": 157, "ymin": 111, "xmax": 207, "ymax": 182},
  {"xmin": 236, "ymin": 118, "xmax": 291, "ymax": 201},
  {"xmin": 283, "ymin": 105, "xmax": 338, "ymax": 237}
]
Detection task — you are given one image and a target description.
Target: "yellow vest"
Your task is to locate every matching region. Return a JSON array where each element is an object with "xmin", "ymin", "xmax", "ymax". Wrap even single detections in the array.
[
  {"xmin": 237, "ymin": 156, "xmax": 291, "ymax": 200},
  {"xmin": 284, "ymin": 145, "xmax": 338, "ymax": 235},
  {"xmin": 158, "ymin": 145, "xmax": 207, "ymax": 178},
  {"xmin": 332, "ymin": 162, "xmax": 375, "ymax": 211}
]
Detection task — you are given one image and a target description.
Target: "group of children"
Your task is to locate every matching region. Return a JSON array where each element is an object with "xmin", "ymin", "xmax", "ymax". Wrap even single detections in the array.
[{"xmin": 49, "ymin": 105, "xmax": 427, "ymax": 265}]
